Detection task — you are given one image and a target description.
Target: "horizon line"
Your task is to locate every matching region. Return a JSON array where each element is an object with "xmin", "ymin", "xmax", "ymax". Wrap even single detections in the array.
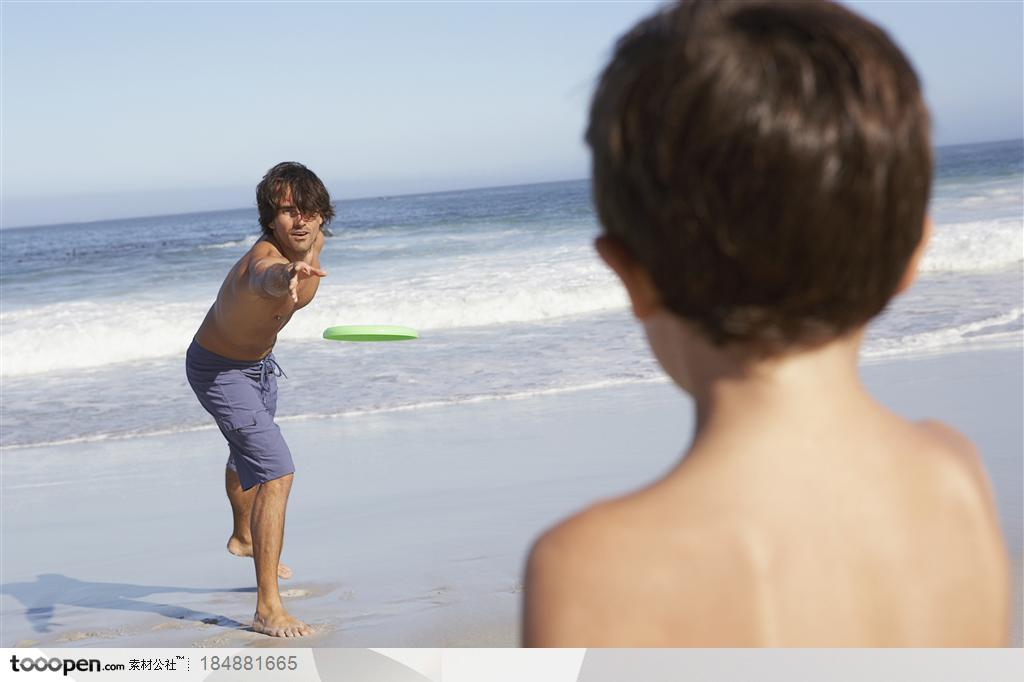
[
  {"xmin": 4, "ymin": 136, "xmax": 1021, "ymax": 231},
  {"xmin": 1, "ymin": 176, "xmax": 590, "ymax": 232}
]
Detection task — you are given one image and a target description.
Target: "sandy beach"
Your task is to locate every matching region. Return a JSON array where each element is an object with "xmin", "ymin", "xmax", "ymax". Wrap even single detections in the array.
[{"xmin": 2, "ymin": 341, "xmax": 1021, "ymax": 648}]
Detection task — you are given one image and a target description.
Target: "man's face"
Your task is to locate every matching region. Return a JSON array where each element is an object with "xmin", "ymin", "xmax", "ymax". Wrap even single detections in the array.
[{"xmin": 271, "ymin": 188, "xmax": 323, "ymax": 255}]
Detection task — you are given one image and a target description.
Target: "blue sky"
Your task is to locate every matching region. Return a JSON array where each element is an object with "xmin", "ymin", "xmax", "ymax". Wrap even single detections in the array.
[{"xmin": 2, "ymin": 1, "xmax": 1021, "ymax": 228}]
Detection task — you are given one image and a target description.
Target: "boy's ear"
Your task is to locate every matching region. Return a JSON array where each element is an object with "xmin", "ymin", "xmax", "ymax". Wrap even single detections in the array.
[
  {"xmin": 595, "ymin": 235, "xmax": 660, "ymax": 319},
  {"xmin": 895, "ymin": 216, "xmax": 932, "ymax": 294}
]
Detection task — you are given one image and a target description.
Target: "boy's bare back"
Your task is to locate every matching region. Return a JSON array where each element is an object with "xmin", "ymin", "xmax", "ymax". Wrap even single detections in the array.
[{"xmin": 525, "ymin": 375, "xmax": 1009, "ymax": 646}]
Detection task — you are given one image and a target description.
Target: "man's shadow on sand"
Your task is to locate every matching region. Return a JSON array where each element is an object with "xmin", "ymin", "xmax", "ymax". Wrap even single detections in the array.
[{"xmin": 1, "ymin": 573, "xmax": 254, "ymax": 634}]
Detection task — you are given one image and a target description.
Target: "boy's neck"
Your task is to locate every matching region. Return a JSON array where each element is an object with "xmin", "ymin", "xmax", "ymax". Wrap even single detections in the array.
[{"xmin": 645, "ymin": 313, "xmax": 873, "ymax": 439}]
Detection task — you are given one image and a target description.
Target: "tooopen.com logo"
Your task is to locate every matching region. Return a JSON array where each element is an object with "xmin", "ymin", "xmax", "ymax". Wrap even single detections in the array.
[{"xmin": 10, "ymin": 655, "xmax": 126, "ymax": 676}]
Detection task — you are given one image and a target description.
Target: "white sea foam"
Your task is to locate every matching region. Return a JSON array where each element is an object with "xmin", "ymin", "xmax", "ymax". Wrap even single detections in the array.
[
  {"xmin": 863, "ymin": 308, "xmax": 1024, "ymax": 359},
  {"xmin": 8, "ymin": 313, "xmax": 1023, "ymax": 451},
  {"xmin": 2, "ymin": 210, "xmax": 1020, "ymax": 377},
  {"xmin": 279, "ymin": 269, "xmax": 628, "ymax": 342},
  {"xmin": 0, "ymin": 300, "xmax": 208, "ymax": 376},
  {"xmin": 3, "ymin": 233, "xmax": 1020, "ymax": 377},
  {"xmin": 199, "ymin": 235, "xmax": 258, "ymax": 250},
  {"xmin": 921, "ymin": 217, "xmax": 1023, "ymax": 273},
  {"xmin": 0, "ymin": 258, "xmax": 629, "ymax": 376},
  {"xmin": 340, "ymin": 228, "xmax": 528, "ymax": 252}
]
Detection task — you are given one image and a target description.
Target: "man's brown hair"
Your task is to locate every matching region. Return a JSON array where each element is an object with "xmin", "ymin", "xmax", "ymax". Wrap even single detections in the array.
[
  {"xmin": 587, "ymin": 0, "xmax": 932, "ymax": 351},
  {"xmin": 256, "ymin": 162, "xmax": 336, "ymax": 236}
]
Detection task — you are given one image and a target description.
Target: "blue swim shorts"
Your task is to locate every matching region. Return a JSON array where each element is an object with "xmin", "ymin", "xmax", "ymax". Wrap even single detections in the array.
[{"xmin": 186, "ymin": 339, "xmax": 294, "ymax": 490}]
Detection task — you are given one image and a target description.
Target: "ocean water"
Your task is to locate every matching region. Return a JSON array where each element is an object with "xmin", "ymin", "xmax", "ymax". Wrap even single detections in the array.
[{"xmin": 1, "ymin": 139, "xmax": 1021, "ymax": 449}]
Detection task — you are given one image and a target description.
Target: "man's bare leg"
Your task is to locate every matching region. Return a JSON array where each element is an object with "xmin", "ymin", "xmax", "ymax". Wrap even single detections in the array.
[
  {"xmin": 225, "ymin": 468, "xmax": 292, "ymax": 579},
  {"xmin": 249, "ymin": 474, "xmax": 312, "ymax": 637}
]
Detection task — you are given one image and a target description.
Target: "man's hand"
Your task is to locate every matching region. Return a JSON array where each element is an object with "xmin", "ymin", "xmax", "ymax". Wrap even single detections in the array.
[
  {"xmin": 283, "ymin": 262, "xmax": 327, "ymax": 302},
  {"xmin": 250, "ymin": 253, "xmax": 328, "ymax": 301}
]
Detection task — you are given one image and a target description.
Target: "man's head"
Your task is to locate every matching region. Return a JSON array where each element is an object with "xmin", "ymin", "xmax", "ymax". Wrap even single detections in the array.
[
  {"xmin": 588, "ymin": 0, "xmax": 932, "ymax": 354},
  {"xmin": 256, "ymin": 162, "xmax": 336, "ymax": 240}
]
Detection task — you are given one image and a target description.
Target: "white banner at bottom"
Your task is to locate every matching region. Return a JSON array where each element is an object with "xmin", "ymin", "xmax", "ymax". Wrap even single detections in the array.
[{"xmin": 2, "ymin": 647, "xmax": 1021, "ymax": 682}]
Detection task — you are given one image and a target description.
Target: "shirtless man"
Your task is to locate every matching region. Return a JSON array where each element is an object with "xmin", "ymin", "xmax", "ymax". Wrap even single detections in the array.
[
  {"xmin": 186, "ymin": 162, "xmax": 333, "ymax": 637},
  {"xmin": 523, "ymin": 0, "xmax": 1009, "ymax": 646}
]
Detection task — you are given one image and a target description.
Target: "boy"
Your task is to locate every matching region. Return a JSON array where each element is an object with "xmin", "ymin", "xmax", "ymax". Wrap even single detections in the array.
[{"xmin": 523, "ymin": 0, "xmax": 1008, "ymax": 646}]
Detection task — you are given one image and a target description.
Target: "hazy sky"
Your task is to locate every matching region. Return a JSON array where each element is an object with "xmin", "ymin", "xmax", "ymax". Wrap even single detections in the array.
[{"xmin": 2, "ymin": 1, "xmax": 1022, "ymax": 228}]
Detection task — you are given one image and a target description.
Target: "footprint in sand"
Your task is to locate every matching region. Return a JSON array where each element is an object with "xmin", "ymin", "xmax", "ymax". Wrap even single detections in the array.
[
  {"xmin": 57, "ymin": 629, "xmax": 118, "ymax": 643},
  {"xmin": 195, "ymin": 627, "xmax": 266, "ymax": 647},
  {"xmin": 196, "ymin": 633, "xmax": 247, "ymax": 647},
  {"xmin": 150, "ymin": 621, "xmax": 188, "ymax": 632},
  {"xmin": 280, "ymin": 588, "xmax": 313, "ymax": 598},
  {"xmin": 382, "ymin": 585, "xmax": 453, "ymax": 608}
]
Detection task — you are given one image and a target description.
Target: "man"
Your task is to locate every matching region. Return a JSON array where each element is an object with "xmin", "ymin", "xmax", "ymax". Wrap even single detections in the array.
[{"xmin": 186, "ymin": 162, "xmax": 334, "ymax": 637}]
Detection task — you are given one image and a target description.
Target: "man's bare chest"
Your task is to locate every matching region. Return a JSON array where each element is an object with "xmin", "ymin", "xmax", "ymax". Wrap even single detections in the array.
[{"xmin": 270, "ymin": 279, "xmax": 319, "ymax": 323}]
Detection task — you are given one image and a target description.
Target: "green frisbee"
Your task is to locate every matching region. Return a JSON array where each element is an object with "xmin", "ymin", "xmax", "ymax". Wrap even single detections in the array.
[{"xmin": 323, "ymin": 325, "xmax": 418, "ymax": 342}]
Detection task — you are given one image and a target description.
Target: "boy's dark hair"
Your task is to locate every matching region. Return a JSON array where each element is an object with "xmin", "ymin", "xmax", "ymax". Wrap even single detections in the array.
[
  {"xmin": 587, "ymin": 0, "xmax": 932, "ymax": 351},
  {"xmin": 256, "ymin": 162, "xmax": 336, "ymax": 236}
]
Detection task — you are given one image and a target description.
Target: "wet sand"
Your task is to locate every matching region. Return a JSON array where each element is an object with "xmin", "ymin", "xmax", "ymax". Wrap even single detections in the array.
[{"xmin": 2, "ymin": 343, "xmax": 1020, "ymax": 647}]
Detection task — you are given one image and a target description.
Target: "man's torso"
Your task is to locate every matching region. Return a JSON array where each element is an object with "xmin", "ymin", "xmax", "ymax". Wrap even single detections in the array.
[{"xmin": 195, "ymin": 237, "xmax": 322, "ymax": 361}]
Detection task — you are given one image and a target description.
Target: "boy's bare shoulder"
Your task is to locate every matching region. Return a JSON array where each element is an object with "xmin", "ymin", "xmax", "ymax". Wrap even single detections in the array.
[
  {"xmin": 523, "ymin": 489, "xmax": 762, "ymax": 646},
  {"xmin": 526, "ymin": 500, "xmax": 636, "ymax": 588},
  {"xmin": 914, "ymin": 419, "xmax": 1010, "ymax": 637},
  {"xmin": 523, "ymin": 498, "xmax": 643, "ymax": 646},
  {"xmin": 913, "ymin": 419, "xmax": 1006, "ymax": 546},
  {"xmin": 916, "ymin": 419, "xmax": 983, "ymax": 473},
  {"xmin": 911, "ymin": 419, "xmax": 1000, "ymax": 514}
]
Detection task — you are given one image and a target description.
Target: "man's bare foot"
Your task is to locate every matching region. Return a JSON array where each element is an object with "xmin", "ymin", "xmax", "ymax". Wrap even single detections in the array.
[
  {"xmin": 227, "ymin": 536, "xmax": 293, "ymax": 579},
  {"xmin": 252, "ymin": 610, "xmax": 313, "ymax": 638}
]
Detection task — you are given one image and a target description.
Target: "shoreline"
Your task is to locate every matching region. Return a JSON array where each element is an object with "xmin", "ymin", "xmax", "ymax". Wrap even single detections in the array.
[
  {"xmin": 2, "ymin": 342, "xmax": 1021, "ymax": 647},
  {"xmin": 3, "ymin": 333, "xmax": 1020, "ymax": 454}
]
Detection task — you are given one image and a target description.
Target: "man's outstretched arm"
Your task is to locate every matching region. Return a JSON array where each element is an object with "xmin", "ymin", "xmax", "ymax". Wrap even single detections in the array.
[{"xmin": 249, "ymin": 256, "xmax": 327, "ymax": 302}]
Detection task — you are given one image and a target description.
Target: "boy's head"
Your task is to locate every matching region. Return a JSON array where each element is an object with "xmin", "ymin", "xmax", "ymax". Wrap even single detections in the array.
[
  {"xmin": 588, "ymin": 0, "xmax": 932, "ymax": 353},
  {"xmin": 256, "ymin": 162, "xmax": 336, "ymax": 237}
]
